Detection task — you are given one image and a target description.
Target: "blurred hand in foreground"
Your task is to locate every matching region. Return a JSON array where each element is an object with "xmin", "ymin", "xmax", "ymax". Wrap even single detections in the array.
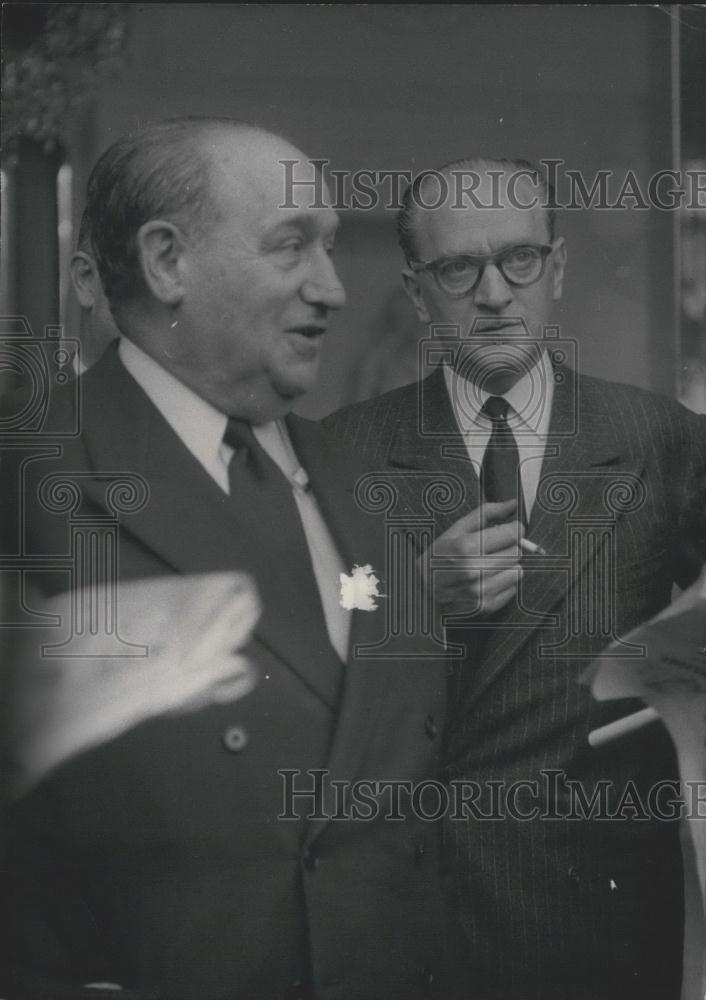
[{"xmin": 9, "ymin": 571, "xmax": 260, "ymax": 795}]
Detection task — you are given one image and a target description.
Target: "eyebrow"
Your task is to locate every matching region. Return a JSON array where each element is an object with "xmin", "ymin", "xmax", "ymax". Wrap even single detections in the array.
[
  {"xmin": 266, "ymin": 212, "xmax": 340, "ymax": 239},
  {"xmin": 439, "ymin": 240, "xmax": 541, "ymax": 258}
]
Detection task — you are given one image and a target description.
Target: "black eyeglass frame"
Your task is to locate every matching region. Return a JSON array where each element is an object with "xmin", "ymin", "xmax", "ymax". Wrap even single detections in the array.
[{"xmin": 407, "ymin": 242, "xmax": 557, "ymax": 299}]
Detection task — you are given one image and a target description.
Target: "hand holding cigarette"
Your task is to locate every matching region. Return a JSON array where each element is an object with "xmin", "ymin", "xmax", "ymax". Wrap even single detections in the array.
[
  {"xmin": 520, "ymin": 537, "xmax": 547, "ymax": 556},
  {"xmin": 424, "ymin": 499, "xmax": 524, "ymax": 617}
]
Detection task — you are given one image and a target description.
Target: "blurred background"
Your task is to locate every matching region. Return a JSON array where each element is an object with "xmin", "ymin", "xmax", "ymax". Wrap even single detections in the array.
[{"xmin": 2, "ymin": 3, "xmax": 705, "ymax": 418}]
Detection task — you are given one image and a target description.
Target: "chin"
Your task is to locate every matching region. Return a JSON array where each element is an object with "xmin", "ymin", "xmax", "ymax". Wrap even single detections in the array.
[{"xmin": 275, "ymin": 360, "xmax": 320, "ymax": 400}]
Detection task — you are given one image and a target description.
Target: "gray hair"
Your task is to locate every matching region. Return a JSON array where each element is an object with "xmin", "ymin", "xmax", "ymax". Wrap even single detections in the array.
[{"xmin": 85, "ymin": 117, "xmax": 268, "ymax": 307}]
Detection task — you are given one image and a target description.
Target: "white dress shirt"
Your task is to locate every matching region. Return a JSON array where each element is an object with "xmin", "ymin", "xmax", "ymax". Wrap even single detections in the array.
[
  {"xmin": 119, "ymin": 338, "xmax": 351, "ymax": 661},
  {"xmin": 443, "ymin": 349, "xmax": 555, "ymax": 520}
]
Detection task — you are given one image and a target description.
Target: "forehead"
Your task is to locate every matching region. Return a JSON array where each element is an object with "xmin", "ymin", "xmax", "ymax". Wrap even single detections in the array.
[
  {"xmin": 206, "ymin": 131, "xmax": 338, "ymax": 237},
  {"xmin": 416, "ymin": 174, "xmax": 549, "ymax": 257}
]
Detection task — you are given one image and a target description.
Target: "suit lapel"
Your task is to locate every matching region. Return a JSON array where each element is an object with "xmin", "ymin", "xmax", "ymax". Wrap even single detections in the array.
[
  {"xmin": 78, "ymin": 351, "xmax": 342, "ymax": 708},
  {"xmin": 386, "ymin": 367, "xmax": 480, "ymax": 532},
  {"xmin": 461, "ymin": 369, "xmax": 644, "ymax": 708},
  {"xmin": 288, "ymin": 416, "xmax": 396, "ymax": 819},
  {"xmin": 298, "ymin": 372, "xmax": 486, "ymax": 840},
  {"xmin": 286, "ymin": 414, "xmax": 374, "ymax": 571}
]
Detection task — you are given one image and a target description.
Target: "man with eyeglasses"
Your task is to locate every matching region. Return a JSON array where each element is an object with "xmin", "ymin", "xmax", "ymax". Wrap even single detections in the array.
[{"xmin": 326, "ymin": 157, "xmax": 706, "ymax": 1000}]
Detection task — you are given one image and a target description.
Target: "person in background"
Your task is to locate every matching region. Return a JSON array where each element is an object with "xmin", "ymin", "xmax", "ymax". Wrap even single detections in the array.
[{"xmin": 326, "ymin": 156, "xmax": 706, "ymax": 1000}]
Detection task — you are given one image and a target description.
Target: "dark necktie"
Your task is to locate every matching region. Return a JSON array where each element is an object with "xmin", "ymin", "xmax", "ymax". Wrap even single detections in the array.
[
  {"xmin": 222, "ymin": 418, "xmax": 335, "ymax": 655},
  {"xmin": 224, "ymin": 418, "xmax": 303, "ymax": 526},
  {"xmin": 480, "ymin": 395, "xmax": 526, "ymax": 524}
]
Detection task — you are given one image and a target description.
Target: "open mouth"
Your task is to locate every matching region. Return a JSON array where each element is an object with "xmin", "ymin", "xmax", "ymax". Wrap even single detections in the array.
[
  {"xmin": 288, "ymin": 325, "xmax": 327, "ymax": 339},
  {"xmin": 287, "ymin": 326, "xmax": 326, "ymax": 359}
]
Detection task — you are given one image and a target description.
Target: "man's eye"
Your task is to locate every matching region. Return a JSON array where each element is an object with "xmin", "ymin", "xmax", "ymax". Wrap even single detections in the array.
[
  {"xmin": 279, "ymin": 239, "xmax": 304, "ymax": 253},
  {"xmin": 442, "ymin": 259, "xmax": 472, "ymax": 275},
  {"xmin": 507, "ymin": 248, "xmax": 534, "ymax": 265}
]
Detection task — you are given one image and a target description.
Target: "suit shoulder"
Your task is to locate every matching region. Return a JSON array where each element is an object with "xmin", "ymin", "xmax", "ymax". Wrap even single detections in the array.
[
  {"xmin": 324, "ymin": 378, "xmax": 419, "ymax": 429},
  {"xmin": 322, "ymin": 380, "xmax": 419, "ymax": 456},
  {"xmin": 290, "ymin": 412, "xmax": 379, "ymax": 480},
  {"xmin": 579, "ymin": 372, "xmax": 706, "ymax": 443}
]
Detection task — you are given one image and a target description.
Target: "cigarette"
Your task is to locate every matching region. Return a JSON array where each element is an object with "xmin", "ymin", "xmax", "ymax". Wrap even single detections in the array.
[
  {"xmin": 588, "ymin": 707, "xmax": 660, "ymax": 748},
  {"xmin": 520, "ymin": 538, "xmax": 547, "ymax": 556}
]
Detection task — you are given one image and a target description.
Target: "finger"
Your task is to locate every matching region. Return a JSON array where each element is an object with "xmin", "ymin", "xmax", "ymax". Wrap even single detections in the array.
[
  {"xmin": 436, "ymin": 516, "xmax": 523, "ymax": 559},
  {"xmin": 208, "ymin": 666, "xmax": 258, "ymax": 705},
  {"xmin": 449, "ymin": 530, "xmax": 523, "ymax": 562},
  {"xmin": 480, "ymin": 498, "xmax": 521, "ymax": 527},
  {"xmin": 485, "ymin": 541, "xmax": 523, "ymax": 563},
  {"xmin": 441, "ymin": 582, "xmax": 517, "ymax": 619},
  {"xmin": 475, "ymin": 520, "xmax": 523, "ymax": 554},
  {"xmin": 482, "ymin": 583, "xmax": 521, "ymax": 614},
  {"xmin": 440, "ymin": 498, "xmax": 518, "ymax": 539},
  {"xmin": 436, "ymin": 565, "xmax": 521, "ymax": 610},
  {"xmin": 184, "ymin": 578, "xmax": 260, "ymax": 665},
  {"xmin": 473, "ymin": 567, "xmax": 521, "ymax": 601},
  {"xmin": 432, "ymin": 547, "xmax": 522, "ymax": 594}
]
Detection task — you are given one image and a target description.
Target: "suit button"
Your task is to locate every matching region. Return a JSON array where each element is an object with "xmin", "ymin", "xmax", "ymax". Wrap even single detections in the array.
[
  {"xmin": 568, "ymin": 865, "xmax": 580, "ymax": 882},
  {"xmin": 222, "ymin": 725, "xmax": 248, "ymax": 752},
  {"xmin": 302, "ymin": 847, "xmax": 319, "ymax": 872},
  {"xmin": 424, "ymin": 714, "xmax": 438, "ymax": 740},
  {"xmin": 414, "ymin": 841, "xmax": 426, "ymax": 863}
]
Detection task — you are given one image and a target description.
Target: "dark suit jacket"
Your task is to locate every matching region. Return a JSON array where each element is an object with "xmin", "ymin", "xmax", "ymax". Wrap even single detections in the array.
[
  {"xmin": 0, "ymin": 349, "xmax": 465, "ymax": 1000},
  {"xmin": 325, "ymin": 365, "xmax": 706, "ymax": 1000}
]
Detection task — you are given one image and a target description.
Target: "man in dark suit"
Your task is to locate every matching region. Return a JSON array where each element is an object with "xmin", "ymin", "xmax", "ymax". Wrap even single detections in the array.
[
  {"xmin": 326, "ymin": 157, "xmax": 706, "ymax": 1000},
  {"xmin": 0, "ymin": 119, "xmax": 463, "ymax": 1000}
]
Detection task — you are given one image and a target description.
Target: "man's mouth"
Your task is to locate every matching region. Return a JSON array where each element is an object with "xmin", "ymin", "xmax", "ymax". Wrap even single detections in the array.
[
  {"xmin": 473, "ymin": 318, "xmax": 522, "ymax": 334},
  {"xmin": 288, "ymin": 325, "xmax": 327, "ymax": 339},
  {"xmin": 287, "ymin": 325, "xmax": 327, "ymax": 358}
]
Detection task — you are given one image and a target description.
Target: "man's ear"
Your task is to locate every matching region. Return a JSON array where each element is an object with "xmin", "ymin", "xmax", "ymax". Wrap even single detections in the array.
[
  {"xmin": 551, "ymin": 238, "xmax": 567, "ymax": 302},
  {"xmin": 136, "ymin": 221, "xmax": 186, "ymax": 306},
  {"xmin": 401, "ymin": 269, "xmax": 431, "ymax": 324},
  {"xmin": 70, "ymin": 252, "xmax": 99, "ymax": 310}
]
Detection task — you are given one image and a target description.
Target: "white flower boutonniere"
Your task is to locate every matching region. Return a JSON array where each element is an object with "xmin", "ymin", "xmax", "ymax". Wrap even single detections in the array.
[{"xmin": 339, "ymin": 564, "xmax": 382, "ymax": 612}]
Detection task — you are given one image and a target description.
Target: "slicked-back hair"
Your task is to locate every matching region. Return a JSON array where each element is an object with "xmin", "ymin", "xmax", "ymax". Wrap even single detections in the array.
[
  {"xmin": 397, "ymin": 157, "xmax": 556, "ymax": 264},
  {"xmin": 84, "ymin": 117, "xmax": 260, "ymax": 308}
]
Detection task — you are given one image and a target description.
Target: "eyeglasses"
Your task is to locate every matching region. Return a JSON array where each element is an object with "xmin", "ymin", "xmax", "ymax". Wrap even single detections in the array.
[{"xmin": 408, "ymin": 243, "xmax": 555, "ymax": 298}]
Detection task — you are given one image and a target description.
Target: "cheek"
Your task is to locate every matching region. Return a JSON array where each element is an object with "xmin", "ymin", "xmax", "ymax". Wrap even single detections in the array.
[
  {"xmin": 232, "ymin": 281, "xmax": 295, "ymax": 326},
  {"xmin": 530, "ymin": 281, "xmax": 556, "ymax": 314},
  {"xmin": 425, "ymin": 291, "xmax": 470, "ymax": 326}
]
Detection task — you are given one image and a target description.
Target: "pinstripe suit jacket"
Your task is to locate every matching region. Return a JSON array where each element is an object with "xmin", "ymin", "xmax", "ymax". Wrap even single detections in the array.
[{"xmin": 325, "ymin": 365, "xmax": 706, "ymax": 1000}]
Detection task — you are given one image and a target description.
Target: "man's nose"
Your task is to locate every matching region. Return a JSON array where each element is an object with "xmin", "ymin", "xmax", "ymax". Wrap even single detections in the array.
[
  {"xmin": 474, "ymin": 263, "xmax": 513, "ymax": 310},
  {"xmin": 301, "ymin": 251, "xmax": 346, "ymax": 311}
]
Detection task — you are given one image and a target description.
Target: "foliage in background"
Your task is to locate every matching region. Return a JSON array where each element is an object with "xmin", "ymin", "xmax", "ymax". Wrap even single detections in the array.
[{"xmin": 3, "ymin": 3, "xmax": 129, "ymax": 156}]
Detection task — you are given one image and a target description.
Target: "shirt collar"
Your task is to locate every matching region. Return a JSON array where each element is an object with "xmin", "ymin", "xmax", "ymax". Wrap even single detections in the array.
[
  {"xmin": 118, "ymin": 336, "xmax": 228, "ymax": 471},
  {"xmin": 117, "ymin": 338, "xmax": 303, "ymax": 487},
  {"xmin": 443, "ymin": 348, "xmax": 555, "ymax": 438}
]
